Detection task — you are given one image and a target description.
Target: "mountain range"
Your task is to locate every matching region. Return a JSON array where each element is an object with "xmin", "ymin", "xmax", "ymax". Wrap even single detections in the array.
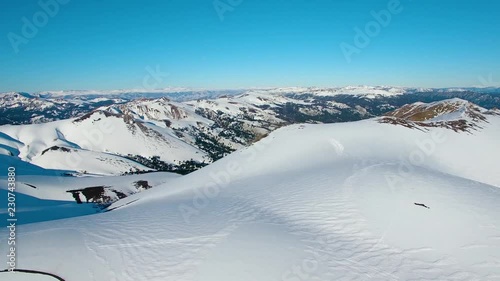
[{"xmin": 1, "ymin": 88, "xmax": 499, "ymax": 280}]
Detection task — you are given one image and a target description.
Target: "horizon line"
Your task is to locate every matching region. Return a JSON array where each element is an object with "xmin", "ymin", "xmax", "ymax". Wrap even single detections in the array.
[{"xmin": 2, "ymin": 85, "xmax": 500, "ymax": 94}]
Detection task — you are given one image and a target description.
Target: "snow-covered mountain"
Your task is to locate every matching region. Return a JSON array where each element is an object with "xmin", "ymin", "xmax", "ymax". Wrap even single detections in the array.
[
  {"xmin": 34, "ymin": 86, "xmax": 408, "ymax": 98},
  {"xmin": 2, "ymin": 86, "xmax": 500, "ymax": 127},
  {"xmin": 252, "ymin": 85, "xmax": 409, "ymax": 97},
  {"xmin": 385, "ymin": 98, "xmax": 486, "ymax": 122},
  {"xmin": 34, "ymin": 88, "xmax": 247, "ymax": 102},
  {"xmin": 1, "ymin": 98, "xmax": 499, "ymax": 281},
  {"xmin": 381, "ymin": 98, "xmax": 498, "ymax": 132},
  {"xmin": 0, "ymin": 109, "xmax": 207, "ymax": 175},
  {"xmin": 0, "ymin": 91, "xmax": 124, "ymax": 125},
  {"xmin": 0, "ymin": 91, "xmax": 373, "ymax": 176},
  {"xmin": 1, "ymin": 91, "xmax": 498, "ymax": 175}
]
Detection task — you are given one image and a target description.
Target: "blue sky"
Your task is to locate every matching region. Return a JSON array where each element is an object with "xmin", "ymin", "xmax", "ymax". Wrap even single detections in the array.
[{"xmin": 0, "ymin": 0, "xmax": 499, "ymax": 92}]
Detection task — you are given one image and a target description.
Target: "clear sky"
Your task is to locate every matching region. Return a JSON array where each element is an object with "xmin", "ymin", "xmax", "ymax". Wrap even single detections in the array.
[{"xmin": 0, "ymin": 0, "xmax": 499, "ymax": 92}]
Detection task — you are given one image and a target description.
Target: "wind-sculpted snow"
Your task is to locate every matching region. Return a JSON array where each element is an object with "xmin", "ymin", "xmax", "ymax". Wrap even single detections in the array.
[{"xmin": 2, "ymin": 111, "xmax": 499, "ymax": 280}]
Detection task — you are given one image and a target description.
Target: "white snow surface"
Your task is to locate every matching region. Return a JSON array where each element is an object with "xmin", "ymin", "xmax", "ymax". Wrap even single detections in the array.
[
  {"xmin": 0, "ymin": 111, "xmax": 207, "ymax": 174},
  {"xmin": 1, "ymin": 115, "xmax": 499, "ymax": 281},
  {"xmin": 244, "ymin": 85, "xmax": 408, "ymax": 98},
  {"xmin": 0, "ymin": 172, "xmax": 181, "ymax": 225},
  {"xmin": 0, "ymin": 271, "xmax": 60, "ymax": 281}
]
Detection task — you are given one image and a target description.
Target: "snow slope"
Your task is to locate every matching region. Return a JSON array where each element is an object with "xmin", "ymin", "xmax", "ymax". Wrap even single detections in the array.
[
  {"xmin": 2, "ymin": 102, "xmax": 499, "ymax": 280},
  {"xmin": 0, "ymin": 110, "xmax": 207, "ymax": 175},
  {"xmin": 0, "ymin": 271, "xmax": 61, "ymax": 281},
  {"xmin": 0, "ymin": 171, "xmax": 181, "ymax": 225}
]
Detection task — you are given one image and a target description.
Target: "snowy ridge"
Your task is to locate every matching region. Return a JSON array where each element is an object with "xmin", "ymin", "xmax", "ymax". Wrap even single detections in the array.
[
  {"xmin": 240, "ymin": 85, "xmax": 409, "ymax": 98},
  {"xmin": 3, "ymin": 86, "xmax": 500, "ymax": 127},
  {"xmin": 33, "ymin": 88, "xmax": 247, "ymax": 102},
  {"xmin": 26, "ymin": 86, "xmax": 409, "ymax": 98},
  {"xmin": 380, "ymin": 98, "xmax": 491, "ymax": 133},
  {"xmin": 384, "ymin": 98, "xmax": 486, "ymax": 122},
  {"xmin": 0, "ymin": 90, "xmax": 374, "ymax": 175},
  {"xmin": 0, "ymin": 110, "xmax": 208, "ymax": 175},
  {"xmin": 0, "ymin": 98, "xmax": 495, "ymax": 177}
]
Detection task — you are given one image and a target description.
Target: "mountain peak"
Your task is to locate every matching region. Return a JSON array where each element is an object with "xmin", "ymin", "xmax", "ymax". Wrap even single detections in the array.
[
  {"xmin": 385, "ymin": 98, "xmax": 485, "ymax": 122},
  {"xmin": 380, "ymin": 99, "xmax": 489, "ymax": 133}
]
